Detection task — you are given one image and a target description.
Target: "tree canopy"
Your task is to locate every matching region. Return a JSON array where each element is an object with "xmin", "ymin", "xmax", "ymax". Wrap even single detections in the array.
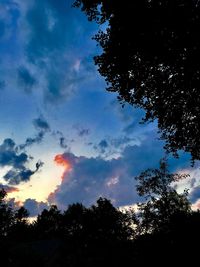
[
  {"xmin": 136, "ymin": 159, "xmax": 191, "ymax": 233},
  {"xmin": 74, "ymin": 0, "xmax": 200, "ymax": 161}
]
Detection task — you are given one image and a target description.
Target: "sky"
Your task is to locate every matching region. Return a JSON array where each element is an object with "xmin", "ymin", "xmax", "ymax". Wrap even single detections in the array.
[{"xmin": 0, "ymin": 0, "xmax": 200, "ymax": 217}]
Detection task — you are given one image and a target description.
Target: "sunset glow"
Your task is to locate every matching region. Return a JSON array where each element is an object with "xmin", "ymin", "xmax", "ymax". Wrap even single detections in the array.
[
  {"xmin": 54, "ymin": 154, "xmax": 72, "ymax": 180},
  {"xmin": 54, "ymin": 154, "xmax": 71, "ymax": 170}
]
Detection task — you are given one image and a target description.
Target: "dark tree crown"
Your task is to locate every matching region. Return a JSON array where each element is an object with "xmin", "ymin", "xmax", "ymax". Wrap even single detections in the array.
[{"xmin": 74, "ymin": 0, "xmax": 200, "ymax": 161}]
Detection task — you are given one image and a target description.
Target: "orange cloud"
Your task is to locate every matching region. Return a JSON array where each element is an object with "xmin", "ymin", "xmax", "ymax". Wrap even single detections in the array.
[
  {"xmin": 0, "ymin": 184, "xmax": 19, "ymax": 194},
  {"xmin": 54, "ymin": 154, "xmax": 72, "ymax": 181},
  {"xmin": 7, "ymin": 187, "xmax": 20, "ymax": 193}
]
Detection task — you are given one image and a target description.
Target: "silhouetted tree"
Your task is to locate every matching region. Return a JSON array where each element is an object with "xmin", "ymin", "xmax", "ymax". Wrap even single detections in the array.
[
  {"xmin": 129, "ymin": 160, "xmax": 198, "ymax": 265},
  {"xmin": 59, "ymin": 198, "xmax": 136, "ymax": 266},
  {"xmin": 74, "ymin": 0, "xmax": 200, "ymax": 161},
  {"xmin": 135, "ymin": 159, "xmax": 191, "ymax": 234},
  {"xmin": 14, "ymin": 207, "xmax": 29, "ymax": 223},
  {"xmin": 62, "ymin": 203, "xmax": 86, "ymax": 239},
  {"xmin": 34, "ymin": 205, "xmax": 62, "ymax": 238},
  {"xmin": 89, "ymin": 198, "xmax": 135, "ymax": 241},
  {"xmin": 0, "ymin": 189, "xmax": 14, "ymax": 237}
]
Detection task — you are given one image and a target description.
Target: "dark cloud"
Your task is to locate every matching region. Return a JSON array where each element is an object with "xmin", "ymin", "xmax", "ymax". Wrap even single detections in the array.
[
  {"xmin": 0, "ymin": 138, "xmax": 43, "ymax": 185},
  {"xmin": 0, "ymin": 138, "xmax": 15, "ymax": 150},
  {"xmin": 19, "ymin": 116, "xmax": 50, "ymax": 150},
  {"xmin": 73, "ymin": 125, "xmax": 90, "ymax": 137},
  {"xmin": 0, "ymin": 183, "xmax": 19, "ymax": 193},
  {"xmin": 47, "ymin": 151, "xmax": 144, "ymax": 209},
  {"xmin": 52, "ymin": 131, "xmax": 69, "ymax": 149},
  {"xmin": 20, "ymin": 0, "xmax": 98, "ymax": 102},
  {"xmin": 94, "ymin": 139, "xmax": 109, "ymax": 154},
  {"xmin": 36, "ymin": 160, "xmax": 44, "ymax": 171},
  {"xmin": 111, "ymin": 136, "xmax": 138, "ymax": 148},
  {"xmin": 33, "ymin": 117, "xmax": 50, "ymax": 132},
  {"xmin": 3, "ymin": 169, "xmax": 34, "ymax": 184},
  {"xmin": 23, "ymin": 198, "xmax": 49, "ymax": 217},
  {"xmin": 25, "ymin": 0, "xmax": 70, "ymax": 63},
  {"xmin": 6, "ymin": 197, "xmax": 48, "ymax": 217},
  {"xmin": 78, "ymin": 128, "xmax": 90, "ymax": 137},
  {"xmin": 59, "ymin": 137, "xmax": 68, "ymax": 149},
  {"xmin": 3, "ymin": 160, "xmax": 43, "ymax": 185},
  {"xmin": 0, "ymin": 0, "xmax": 20, "ymax": 53},
  {"xmin": 93, "ymin": 136, "xmax": 139, "ymax": 157},
  {"xmin": 99, "ymin": 140, "xmax": 109, "ymax": 149},
  {"xmin": 0, "ymin": 138, "xmax": 28, "ymax": 168},
  {"xmin": 17, "ymin": 66, "xmax": 36, "ymax": 92},
  {"xmin": 190, "ymin": 187, "xmax": 200, "ymax": 203},
  {"xmin": 48, "ymin": 153, "xmax": 130, "ymax": 209},
  {"xmin": 48, "ymin": 135, "xmax": 191, "ymax": 209},
  {"xmin": 19, "ymin": 133, "xmax": 44, "ymax": 150}
]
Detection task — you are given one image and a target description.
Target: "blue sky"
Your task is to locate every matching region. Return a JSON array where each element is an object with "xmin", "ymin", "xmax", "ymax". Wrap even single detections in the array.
[{"xmin": 0, "ymin": 0, "xmax": 200, "ymax": 215}]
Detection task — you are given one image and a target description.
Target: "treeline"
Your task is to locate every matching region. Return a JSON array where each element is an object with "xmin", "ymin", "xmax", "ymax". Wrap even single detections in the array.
[{"xmin": 0, "ymin": 160, "xmax": 200, "ymax": 266}]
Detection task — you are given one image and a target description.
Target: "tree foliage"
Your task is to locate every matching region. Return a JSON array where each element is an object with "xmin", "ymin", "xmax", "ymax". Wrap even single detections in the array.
[
  {"xmin": 74, "ymin": 0, "xmax": 200, "ymax": 160},
  {"xmin": 136, "ymin": 159, "xmax": 191, "ymax": 233}
]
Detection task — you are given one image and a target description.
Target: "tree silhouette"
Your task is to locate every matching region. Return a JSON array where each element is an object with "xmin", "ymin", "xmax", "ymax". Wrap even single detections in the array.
[
  {"xmin": 59, "ymin": 198, "xmax": 135, "ymax": 266},
  {"xmin": 34, "ymin": 205, "xmax": 62, "ymax": 238},
  {"xmin": 135, "ymin": 159, "xmax": 191, "ymax": 233},
  {"xmin": 74, "ymin": 0, "xmax": 200, "ymax": 160},
  {"xmin": 0, "ymin": 189, "xmax": 14, "ymax": 237}
]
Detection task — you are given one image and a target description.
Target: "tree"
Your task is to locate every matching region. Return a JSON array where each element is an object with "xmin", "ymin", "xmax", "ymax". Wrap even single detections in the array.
[
  {"xmin": 62, "ymin": 198, "xmax": 134, "ymax": 241},
  {"xmin": 135, "ymin": 159, "xmax": 191, "ymax": 233},
  {"xmin": 74, "ymin": 0, "xmax": 200, "ymax": 161},
  {"xmin": 15, "ymin": 206, "xmax": 29, "ymax": 223},
  {"xmin": 60, "ymin": 198, "xmax": 135, "ymax": 267},
  {"xmin": 35, "ymin": 205, "xmax": 62, "ymax": 238},
  {"xmin": 0, "ymin": 189, "xmax": 14, "ymax": 237}
]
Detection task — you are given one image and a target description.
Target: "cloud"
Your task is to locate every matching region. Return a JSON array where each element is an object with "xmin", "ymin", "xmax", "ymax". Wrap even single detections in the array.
[
  {"xmin": 59, "ymin": 137, "xmax": 68, "ymax": 149},
  {"xmin": 33, "ymin": 116, "xmax": 50, "ymax": 132},
  {"xmin": 0, "ymin": 0, "xmax": 102, "ymax": 106},
  {"xmin": 23, "ymin": 198, "xmax": 49, "ymax": 217},
  {"xmin": 25, "ymin": 0, "xmax": 70, "ymax": 63},
  {"xmin": 19, "ymin": 134, "xmax": 44, "ymax": 150},
  {"xmin": 17, "ymin": 0, "xmax": 98, "ymax": 102},
  {"xmin": 78, "ymin": 128, "xmax": 90, "ymax": 137},
  {"xmin": 97, "ymin": 139, "xmax": 109, "ymax": 153},
  {"xmin": 19, "ymin": 116, "xmax": 50, "ymax": 150},
  {"xmin": 0, "ymin": 138, "xmax": 28, "ymax": 168},
  {"xmin": 190, "ymin": 186, "xmax": 200, "ymax": 203},
  {"xmin": 17, "ymin": 66, "xmax": 37, "ymax": 92},
  {"xmin": 47, "ymin": 150, "xmax": 145, "ymax": 209},
  {"xmin": 73, "ymin": 125, "xmax": 90, "ymax": 137},
  {"xmin": 6, "ymin": 196, "xmax": 49, "ymax": 217},
  {"xmin": 3, "ymin": 160, "xmax": 43, "ymax": 185},
  {"xmin": 48, "ymin": 135, "xmax": 191, "ymax": 209},
  {"xmin": 0, "ymin": 183, "xmax": 19, "ymax": 193},
  {"xmin": 52, "ymin": 130, "xmax": 70, "ymax": 149},
  {"xmin": 0, "ymin": 138, "xmax": 43, "ymax": 185},
  {"xmin": 0, "ymin": 1, "xmax": 19, "ymax": 41},
  {"xmin": 93, "ymin": 136, "xmax": 140, "ymax": 158}
]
